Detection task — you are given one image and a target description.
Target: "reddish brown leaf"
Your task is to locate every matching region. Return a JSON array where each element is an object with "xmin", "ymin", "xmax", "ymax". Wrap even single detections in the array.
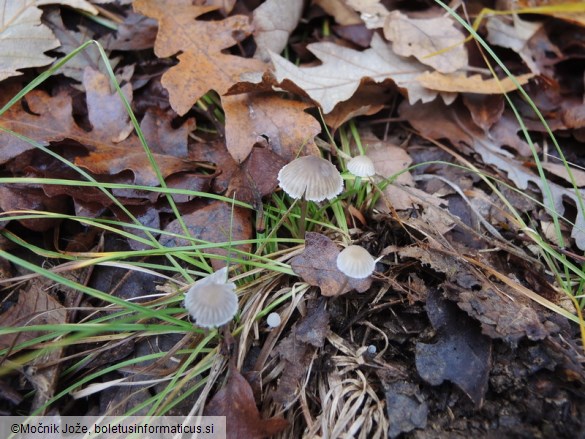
[
  {"xmin": 0, "ymin": 186, "xmax": 68, "ymax": 231},
  {"xmin": 290, "ymin": 232, "xmax": 372, "ymax": 296},
  {"xmin": 223, "ymin": 93, "xmax": 321, "ymax": 163},
  {"xmin": 204, "ymin": 364, "xmax": 288, "ymax": 439},
  {"xmin": 133, "ymin": 0, "xmax": 266, "ymax": 115},
  {"xmin": 159, "ymin": 201, "xmax": 252, "ymax": 271}
]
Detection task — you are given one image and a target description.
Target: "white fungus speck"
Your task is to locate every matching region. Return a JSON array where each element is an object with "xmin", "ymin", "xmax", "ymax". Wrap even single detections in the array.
[{"xmin": 267, "ymin": 312, "xmax": 281, "ymax": 328}]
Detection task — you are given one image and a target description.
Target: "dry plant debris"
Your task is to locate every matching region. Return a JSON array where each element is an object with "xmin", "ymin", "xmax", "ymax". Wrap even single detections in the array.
[{"xmin": 0, "ymin": 0, "xmax": 584, "ymax": 438}]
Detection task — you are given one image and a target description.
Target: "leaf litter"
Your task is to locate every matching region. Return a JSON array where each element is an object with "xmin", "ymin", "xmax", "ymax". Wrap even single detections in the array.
[{"xmin": 0, "ymin": 1, "xmax": 584, "ymax": 437}]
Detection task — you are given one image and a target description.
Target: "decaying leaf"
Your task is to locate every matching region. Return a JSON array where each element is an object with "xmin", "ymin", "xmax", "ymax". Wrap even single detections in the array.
[
  {"xmin": 383, "ymin": 381, "xmax": 428, "ymax": 438},
  {"xmin": 290, "ymin": 232, "xmax": 372, "ymax": 296},
  {"xmin": 384, "ymin": 10, "xmax": 467, "ymax": 74},
  {"xmin": 133, "ymin": 0, "xmax": 266, "ymax": 115},
  {"xmin": 270, "ymin": 34, "xmax": 443, "ymax": 114},
  {"xmin": 44, "ymin": 10, "xmax": 120, "ymax": 83},
  {"xmin": 415, "ymin": 289, "xmax": 492, "ymax": 407},
  {"xmin": 400, "ymin": 98, "xmax": 585, "ymax": 250},
  {"xmin": 160, "ymin": 201, "xmax": 252, "ymax": 271},
  {"xmin": 273, "ymin": 299, "xmax": 329, "ymax": 405},
  {"xmin": 204, "ymin": 363, "xmax": 288, "ymax": 439}
]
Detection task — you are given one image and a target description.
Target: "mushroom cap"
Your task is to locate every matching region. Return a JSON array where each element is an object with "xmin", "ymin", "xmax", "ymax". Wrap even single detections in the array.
[
  {"xmin": 277, "ymin": 155, "xmax": 344, "ymax": 202},
  {"xmin": 336, "ymin": 245, "xmax": 376, "ymax": 279},
  {"xmin": 347, "ymin": 155, "xmax": 375, "ymax": 178},
  {"xmin": 184, "ymin": 267, "xmax": 238, "ymax": 328},
  {"xmin": 266, "ymin": 312, "xmax": 281, "ymax": 328}
]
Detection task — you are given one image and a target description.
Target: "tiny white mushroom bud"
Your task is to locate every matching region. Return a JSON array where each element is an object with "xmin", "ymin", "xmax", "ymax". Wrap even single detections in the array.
[
  {"xmin": 347, "ymin": 155, "xmax": 375, "ymax": 178},
  {"xmin": 367, "ymin": 344, "xmax": 377, "ymax": 355},
  {"xmin": 336, "ymin": 245, "xmax": 376, "ymax": 279},
  {"xmin": 266, "ymin": 312, "xmax": 281, "ymax": 328},
  {"xmin": 277, "ymin": 155, "xmax": 344, "ymax": 202},
  {"xmin": 184, "ymin": 267, "xmax": 238, "ymax": 328}
]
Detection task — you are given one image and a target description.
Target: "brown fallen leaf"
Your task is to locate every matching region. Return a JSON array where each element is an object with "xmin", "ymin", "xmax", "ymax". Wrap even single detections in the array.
[
  {"xmin": 416, "ymin": 72, "xmax": 535, "ymax": 94},
  {"xmin": 133, "ymin": 0, "xmax": 266, "ymax": 115},
  {"xmin": 0, "ymin": 186, "xmax": 68, "ymax": 232},
  {"xmin": 204, "ymin": 363, "xmax": 288, "ymax": 439},
  {"xmin": 384, "ymin": 10, "xmax": 468, "ymax": 74},
  {"xmin": 159, "ymin": 201, "xmax": 252, "ymax": 271},
  {"xmin": 290, "ymin": 232, "xmax": 372, "ymax": 296},
  {"xmin": 0, "ymin": 278, "xmax": 67, "ymax": 351},
  {"xmin": 273, "ymin": 299, "xmax": 329, "ymax": 405},
  {"xmin": 223, "ymin": 93, "xmax": 320, "ymax": 163}
]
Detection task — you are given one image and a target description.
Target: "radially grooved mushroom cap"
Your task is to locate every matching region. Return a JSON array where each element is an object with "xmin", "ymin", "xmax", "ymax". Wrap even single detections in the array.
[
  {"xmin": 336, "ymin": 245, "xmax": 376, "ymax": 279},
  {"xmin": 347, "ymin": 155, "xmax": 376, "ymax": 178},
  {"xmin": 184, "ymin": 267, "xmax": 238, "ymax": 328},
  {"xmin": 277, "ymin": 155, "xmax": 344, "ymax": 202}
]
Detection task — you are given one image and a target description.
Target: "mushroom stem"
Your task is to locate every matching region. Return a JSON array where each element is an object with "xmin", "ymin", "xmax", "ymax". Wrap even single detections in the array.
[{"xmin": 299, "ymin": 197, "xmax": 308, "ymax": 237}]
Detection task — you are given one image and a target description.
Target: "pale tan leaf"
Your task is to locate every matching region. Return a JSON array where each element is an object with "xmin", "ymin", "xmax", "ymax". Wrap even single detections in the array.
[
  {"xmin": 486, "ymin": 15, "xmax": 543, "ymax": 74},
  {"xmin": 270, "ymin": 33, "xmax": 440, "ymax": 114},
  {"xmin": 416, "ymin": 72, "xmax": 534, "ymax": 94},
  {"xmin": 0, "ymin": 2, "xmax": 59, "ymax": 81},
  {"xmin": 37, "ymin": 0, "xmax": 97, "ymax": 13},
  {"xmin": 313, "ymin": 0, "xmax": 362, "ymax": 26},
  {"xmin": 384, "ymin": 10, "xmax": 467, "ymax": 74},
  {"xmin": 253, "ymin": 0, "xmax": 303, "ymax": 62},
  {"xmin": 542, "ymin": 162, "xmax": 585, "ymax": 187},
  {"xmin": 346, "ymin": 0, "xmax": 389, "ymax": 29}
]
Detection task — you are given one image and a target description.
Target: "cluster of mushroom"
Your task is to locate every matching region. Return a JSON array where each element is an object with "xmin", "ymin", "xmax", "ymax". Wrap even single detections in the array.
[{"xmin": 184, "ymin": 153, "xmax": 378, "ymax": 329}]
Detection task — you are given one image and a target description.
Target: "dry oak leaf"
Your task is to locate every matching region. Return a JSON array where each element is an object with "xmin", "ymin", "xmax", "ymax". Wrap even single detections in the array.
[
  {"xmin": 270, "ymin": 33, "xmax": 445, "ymax": 114},
  {"xmin": 314, "ymin": 0, "xmax": 362, "ymax": 26},
  {"xmin": 223, "ymin": 93, "xmax": 321, "ymax": 163},
  {"xmin": 416, "ymin": 71, "xmax": 534, "ymax": 94},
  {"xmin": 384, "ymin": 10, "xmax": 467, "ymax": 74},
  {"xmin": 290, "ymin": 232, "xmax": 372, "ymax": 296},
  {"xmin": 204, "ymin": 364, "xmax": 288, "ymax": 439},
  {"xmin": 0, "ymin": 1, "xmax": 98, "ymax": 81},
  {"xmin": 133, "ymin": 0, "xmax": 266, "ymax": 115},
  {"xmin": 44, "ymin": 9, "xmax": 120, "ymax": 83},
  {"xmin": 347, "ymin": 0, "xmax": 390, "ymax": 29},
  {"xmin": 0, "ymin": 90, "xmax": 194, "ymax": 187}
]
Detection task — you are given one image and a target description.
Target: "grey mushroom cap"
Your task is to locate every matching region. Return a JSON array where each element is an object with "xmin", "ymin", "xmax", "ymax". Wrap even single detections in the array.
[
  {"xmin": 336, "ymin": 245, "xmax": 376, "ymax": 279},
  {"xmin": 347, "ymin": 155, "xmax": 376, "ymax": 178},
  {"xmin": 277, "ymin": 155, "xmax": 344, "ymax": 202},
  {"xmin": 184, "ymin": 267, "xmax": 238, "ymax": 328}
]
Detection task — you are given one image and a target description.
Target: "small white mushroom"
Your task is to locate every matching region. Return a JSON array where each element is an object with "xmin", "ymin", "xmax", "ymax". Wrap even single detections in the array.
[
  {"xmin": 367, "ymin": 344, "xmax": 377, "ymax": 355},
  {"xmin": 278, "ymin": 155, "xmax": 344, "ymax": 237},
  {"xmin": 347, "ymin": 155, "xmax": 375, "ymax": 178},
  {"xmin": 336, "ymin": 245, "xmax": 376, "ymax": 279},
  {"xmin": 277, "ymin": 155, "xmax": 344, "ymax": 202},
  {"xmin": 266, "ymin": 312, "xmax": 281, "ymax": 328},
  {"xmin": 184, "ymin": 267, "xmax": 238, "ymax": 328}
]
